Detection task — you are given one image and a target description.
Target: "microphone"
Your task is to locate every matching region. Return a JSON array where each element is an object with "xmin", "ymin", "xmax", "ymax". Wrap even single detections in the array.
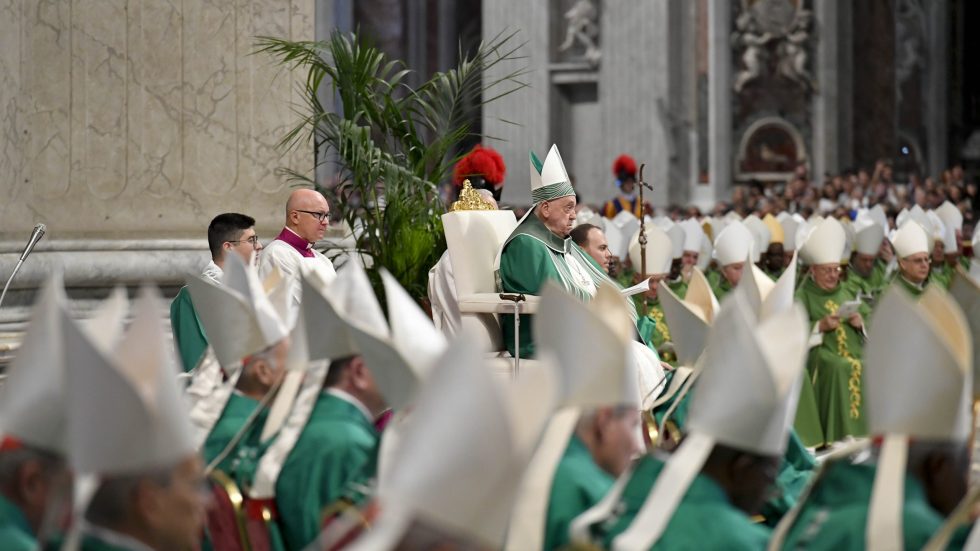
[
  {"xmin": 0, "ymin": 223, "xmax": 48, "ymax": 309},
  {"xmin": 20, "ymin": 224, "xmax": 45, "ymax": 262}
]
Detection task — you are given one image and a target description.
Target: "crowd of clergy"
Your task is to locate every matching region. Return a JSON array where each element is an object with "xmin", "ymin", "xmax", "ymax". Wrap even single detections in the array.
[{"xmin": 0, "ymin": 142, "xmax": 978, "ymax": 551}]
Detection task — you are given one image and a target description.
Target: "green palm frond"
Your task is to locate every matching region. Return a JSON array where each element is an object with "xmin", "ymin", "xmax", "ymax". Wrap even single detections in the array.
[{"xmin": 256, "ymin": 29, "xmax": 527, "ymax": 302}]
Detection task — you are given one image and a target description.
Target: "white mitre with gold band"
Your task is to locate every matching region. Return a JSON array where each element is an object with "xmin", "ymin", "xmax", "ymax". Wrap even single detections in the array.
[
  {"xmin": 581, "ymin": 290, "xmax": 808, "ymax": 551},
  {"xmin": 505, "ymin": 283, "xmax": 640, "ymax": 551},
  {"xmin": 713, "ymin": 221, "xmax": 754, "ymax": 267},
  {"xmin": 349, "ymin": 333, "xmax": 558, "ymax": 550},
  {"xmin": 628, "ymin": 225, "xmax": 673, "ymax": 277},
  {"xmin": 863, "ymin": 286, "xmax": 972, "ymax": 550},
  {"xmin": 891, "ymin": 220, "xmax": 931, "ymax": 259}
]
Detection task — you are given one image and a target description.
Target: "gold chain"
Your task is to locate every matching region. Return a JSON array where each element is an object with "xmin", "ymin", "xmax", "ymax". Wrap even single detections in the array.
[{"xmin": 824, "ymin": 298, "xmax": 863, "ymax": 420}]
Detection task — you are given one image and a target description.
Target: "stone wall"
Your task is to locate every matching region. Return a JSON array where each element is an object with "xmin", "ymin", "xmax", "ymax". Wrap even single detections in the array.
[{"xmin": 0, "ymin": 0, "xmax": 314, "ymax": 312}]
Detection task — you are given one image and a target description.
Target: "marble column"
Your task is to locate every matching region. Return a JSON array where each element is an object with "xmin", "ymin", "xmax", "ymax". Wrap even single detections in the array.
[
  {"xmin": 812, "ymin": 0, "xmax": 854, "ymax": 179},
  {"xmin": 926, "ymin": 0, "xmax": 948, "ymax": 176},
  {"xmin": 481, "ymin": 1, "xmax": 549, "ymax": 206},
  {"xmin": 599, "ymin": 0, "xmax": 672, "ymax": 208},
  {"xmin": 0, "ymin": 0, "xmax": 314, "ymax": 313},
  {"xmin": 852, "ymin": 0, "xmax": 896, "ymax": 169},
  {"xmin": 698, "ymin": 0, "xmax": 732, "ymax": 210}
]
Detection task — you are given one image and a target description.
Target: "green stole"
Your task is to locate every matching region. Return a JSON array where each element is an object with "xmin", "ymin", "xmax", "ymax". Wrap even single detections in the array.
[
  {"xmin": 275, "ymin": 393, "xmax": 379, "ymax": 551},
  {"xmin": 0, "ymin": 494, "xmax": 35, "ymax": 551},
  {"xmin": 169, "ymin": 286, "xmax": 208, "ymax": 372},
  {"xmin": 778, "ymin": 461, "xmax": 943, "ymax": 550},
  {"xmin": 635, "ymin": 298, "xmax": 675, "ymax": 364},
  {"xmin": 588, "ymin": 454, "xmax": 771, "ymax": 549},
  {"xmin": 795, "ymin": 277, "xmax": 869, "ymax": 445},
  {"xmin": 498, "ymin": 213, "xmax": 635, "ymax": 358},
  {"xmin": 544, "ymin": 435, "xmax": 614, "ymax": 551}
]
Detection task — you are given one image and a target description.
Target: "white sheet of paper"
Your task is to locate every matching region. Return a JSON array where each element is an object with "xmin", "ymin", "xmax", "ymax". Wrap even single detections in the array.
[
  {"xmin": 836, "ymin": 300, "xmax": 862, "ymax": 318},
  {"xmin": 621, "ymin": 278, "xmax": 651, "ymax": 297}
]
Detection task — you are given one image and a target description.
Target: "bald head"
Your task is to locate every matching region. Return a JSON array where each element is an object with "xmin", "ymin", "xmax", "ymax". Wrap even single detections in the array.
[{"xmin": 285, "ymin": 189, "xmax": 330, "ymax": 243}]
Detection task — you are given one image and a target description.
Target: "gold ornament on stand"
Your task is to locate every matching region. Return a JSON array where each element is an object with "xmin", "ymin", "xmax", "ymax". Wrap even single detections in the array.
[{"xmin": 451, "ymin": 179, "xmax": 495, "ymax": 212}]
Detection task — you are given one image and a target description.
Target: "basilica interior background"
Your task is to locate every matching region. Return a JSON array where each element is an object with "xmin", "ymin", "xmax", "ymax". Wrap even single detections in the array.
[{"xmin": 0, "ymin": 0, "xmax": 979, "ymax": 346}]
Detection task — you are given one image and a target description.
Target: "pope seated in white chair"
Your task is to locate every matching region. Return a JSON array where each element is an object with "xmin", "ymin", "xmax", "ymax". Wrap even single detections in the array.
[{"xmin": 497, "ymin": 144, "xmax": 666, "ymax": 407}]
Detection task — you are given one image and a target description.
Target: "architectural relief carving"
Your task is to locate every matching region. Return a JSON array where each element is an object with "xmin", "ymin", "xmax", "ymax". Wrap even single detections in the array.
[
  {"xmin": 557, "ymin": 0, "xmax": 600, "ymax": 66},
  {"xmin": 733, "ymin": 0, "xmax": 815, "ymax": 93}
]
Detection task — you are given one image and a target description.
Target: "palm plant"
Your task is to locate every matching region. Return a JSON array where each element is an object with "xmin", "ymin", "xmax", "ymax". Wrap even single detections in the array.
[{"xmin": 256, "ymin": 29, "xmax": 527, "ymax": 302}]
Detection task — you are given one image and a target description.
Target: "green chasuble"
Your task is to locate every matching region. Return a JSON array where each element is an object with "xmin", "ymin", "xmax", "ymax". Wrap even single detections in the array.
[
  {"xmin": 544, "ymin": 435, "xmax": 614, "ymax": 551},
  {"xmin": 760, "ymin": 431, "xmax": 816, "ymax": 526},
  {"xmin": 275, "ymin": 392, "xmax": 379, "ymax": 551},
  {"xmin": 891, "ymin": 273, "xmax": 926, "ymax": 298},
  {"xmin": 170, "ymin": 286, "xmax": 208, "ymax": 372},
  {"xmin": 588, "ymin": 455, "xmax": 771, "ymax": 550},
  {"xmin": 201, "ymin": 392, "xmax": 264, "ymax": 479},
  {"xmin": 708, "ymin": 272, "xmax": 735, "ymax": 301},
  {"xmin": 795, "ymin": 277, "xmax": 869, "ymax": 445},
  {"xmin": 498, "ymin": 213, "xmax": 629, "ymax": 358},
  {"xmin": 667, "ymin": 278, "xmax": 688, "ymax": 299},
  {"xmin": 0, "ymin": 494, "xmax": 35, "ymax": 551},
  {"xmin": 842, "ymin": 260, "xmax": 888, "ymax": 300},
  {"xmin": 777, "ymin": 461, "xmax": 943, "ymax": 550},
  {"xmin": 930, "ymin": 263, "xmax": 954, "ymax": 289}
]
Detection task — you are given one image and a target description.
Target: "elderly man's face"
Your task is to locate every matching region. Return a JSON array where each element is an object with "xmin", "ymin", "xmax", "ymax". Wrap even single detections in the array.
[
  {"xmin": 592, "ymin": 408, "xmax": 641, "ymax": 477},
  {"xmin": 811, "ymin": 263, "xmax": 841, "ymax": 291},
  {"xmin": 899, "ymin": 253, "xmax": 931, "ymax": 284},
  {"xmin": 582, "ymin": 228, "xmax": 612, "ymax": 273},
  {"xmin": 538, "ymin": 196, "xmax": 577, "ymax": 238}
]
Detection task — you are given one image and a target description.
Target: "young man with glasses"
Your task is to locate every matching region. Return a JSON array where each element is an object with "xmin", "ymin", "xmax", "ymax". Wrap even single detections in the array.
[
  {"xmin": 170, "ymin": 212, "xmax": 261, "ymax": 371},
  {"xmin": 259, "ymin": 189, "xmax": 337, "ymax": 305}
]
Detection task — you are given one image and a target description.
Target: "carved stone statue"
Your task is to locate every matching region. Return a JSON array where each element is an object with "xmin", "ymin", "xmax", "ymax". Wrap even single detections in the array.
[
  {"xmin": 733, "ymin": 11, "xmax": 772, "ymax": 93},
  {"xmin": 732, "ymin": 0, "xmax": 816, "ymax": 94},
  {"xmin": 558, "ymin": 0, "xmax": 601, "ymax": 66},
  {"xmin": 776, "ymin": 9, "xmax": 816, "ymax": 92}
]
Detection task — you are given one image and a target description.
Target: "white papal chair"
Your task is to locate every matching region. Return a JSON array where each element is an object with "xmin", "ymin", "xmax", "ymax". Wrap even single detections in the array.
[{"xmin": 441, "ymin": 210, "xmax": 540, "ymax": 375}]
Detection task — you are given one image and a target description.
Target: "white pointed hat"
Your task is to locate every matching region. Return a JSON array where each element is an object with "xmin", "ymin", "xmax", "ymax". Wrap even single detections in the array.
[
  {"xmin": 799, "ymin": 217, "xmax": 846, "ymax": 265},
  {"xmin": 0, "ymin": 275, "xmax": 70, "ymax": 453},
  {"xmin": 64, "ymin": 286, "xmax": 195, "ymax": 474},
  {"xmin": 936, "ymin": 201, "xmax": 963, "ymax": 233},
  {"xmin": 741, "ymin": 251, "xmax": 800, "ymax": 322},
  {"xmin": 186, "ymin": 253, "xmax": 288, "ymax": 366},
  {"xmin": 362, "ymin": 334, "xmax": 557, "ymax": 549},
  {"xmin": 610, "ymin": 292, "xmax": 809, "ymax": 550},
  {"xmin": 926, "ymin": 210, "xmax": 948, "ymax": 244},
  {"xmin": 713, "ymin": 221, "xmax": 754, "ymax": 267},
  {"xmin": 866, "ymin": 204, "xmax": 889, "ymax": 232},
  {"xmin": 628, "ymin": 226, "xmax": 673, "ymax": 276},
  {"xmin": 941, "ymin": 218, "xmax": 960, "ymax": 253},
  {"xmin": 666, "ymin": 225, "xmax": 685, "ymax": 259},
  {"xmin": 891, "ymin": 220, "xmax": 930, "ymax": 258},
  {"xmin": 854, "ymin": 218, "xmax": 886, "ymax": 256},
  {"xmin": 536, "ymin": 283, "xmax": 639, "ymax": 408},
  {"xmin": 658, "ymin": 268, "xmax": 719, "ymax": 366},
  {"xmin": 602, "ymin": 221, "xmax": 628, "ymax": 260},
  {"xmin": 529, "ymin": 145, "xmax": 575, "ymax": 205},
  {"xmin": 744, "ymin": 215, "xmax": 772, "ymax": 257},
  {"xmin": 348, "ymin": 269, "xmax": 448, "ymax": 410},
  {"xmin": 696, "ymin": 233, "xmax": 713, "ymax": 271},
  {"xmin": 679, "ymin": 219, "xmax": 704, "ymax": 253},
  {"xmin": 864, "ymin": 286, "xmax": 972, "ymax": 549}
]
